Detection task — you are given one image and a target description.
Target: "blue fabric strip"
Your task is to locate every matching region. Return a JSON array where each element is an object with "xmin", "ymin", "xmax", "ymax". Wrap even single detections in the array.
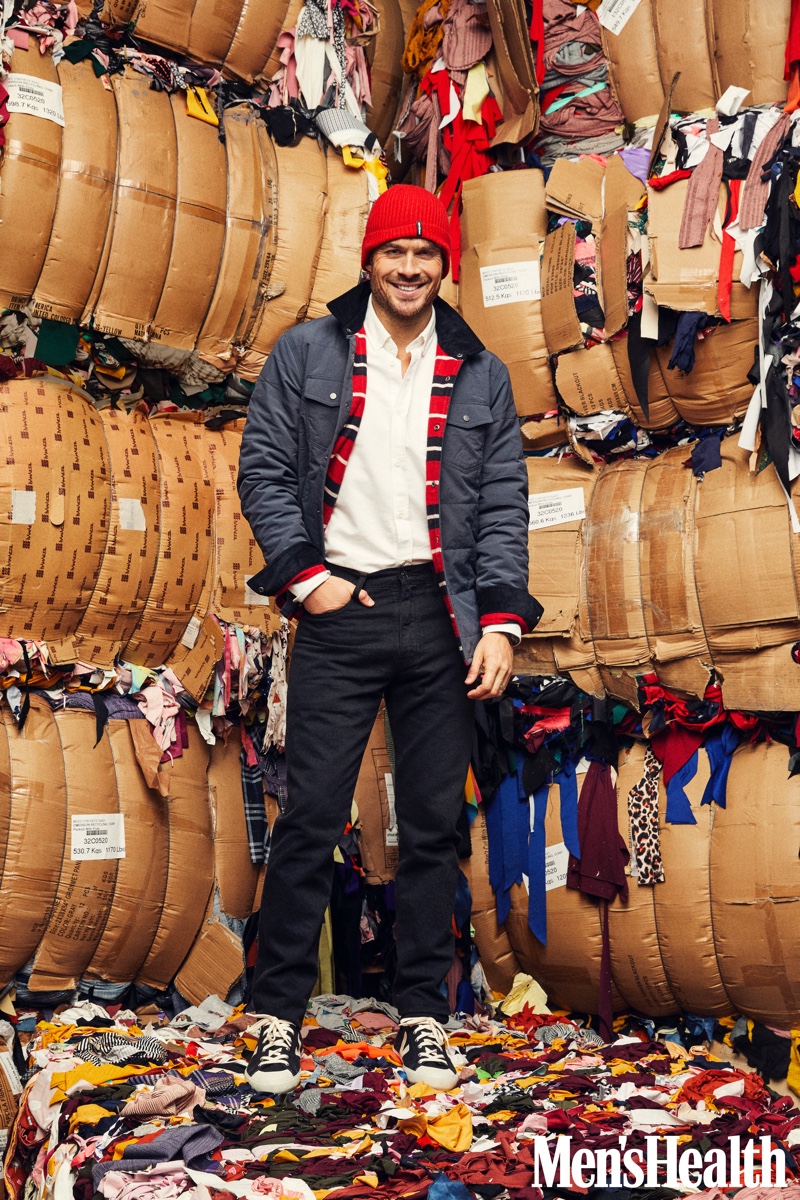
[
  {"xmin": 558, "ymin": 760, "xmax": 581, "ymax": 859},
  {"xmin": 527, "ymin": 783, "xmax": 549, "ymax": 946},
  {"xmin": 701, "ymin": 725, "xmax": 739, "ymax": 809},
  {"xmin": 665, "ymin": 750, "xmax": 698, "ymax": 824}
]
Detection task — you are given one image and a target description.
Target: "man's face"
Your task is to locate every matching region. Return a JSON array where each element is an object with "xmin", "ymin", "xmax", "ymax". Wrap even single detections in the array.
[{"xmin": 366, "ymin": 237, "xmax": 444, "ymax": 321}]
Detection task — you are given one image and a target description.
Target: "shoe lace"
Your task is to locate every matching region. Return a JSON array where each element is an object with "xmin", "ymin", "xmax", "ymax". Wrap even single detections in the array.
[
  {"xmin": 250, "ymin": 1015, "xmax": 297, "ymax": 1064},
  {"xmin": 402, "ymin": 1016, "xmax": 450, "ymax": 1063}
]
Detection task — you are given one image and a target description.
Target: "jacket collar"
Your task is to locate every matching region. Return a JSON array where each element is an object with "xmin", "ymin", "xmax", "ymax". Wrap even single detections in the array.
[{"xmin": 327, "ymin": 279, "xmax": 485, "ymax": 359}]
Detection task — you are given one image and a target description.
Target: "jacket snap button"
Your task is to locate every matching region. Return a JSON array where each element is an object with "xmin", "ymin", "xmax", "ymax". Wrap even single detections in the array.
[
  {"xmin": 434, "ymin": 423, "xmax": 441, "ymax": 430},
  {"xmin": 329, "ymin": 392, "xmax": 337, "ymax": 399},
  {"xmin": 463, "ymin": 414, "xmax": 470, "ymax": 422}
]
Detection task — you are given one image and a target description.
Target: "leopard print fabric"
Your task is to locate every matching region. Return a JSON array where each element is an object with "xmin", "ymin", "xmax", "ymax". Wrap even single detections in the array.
[{"xmin": 627, "ymin": 745, "xmax": 665, "ymax": 886}]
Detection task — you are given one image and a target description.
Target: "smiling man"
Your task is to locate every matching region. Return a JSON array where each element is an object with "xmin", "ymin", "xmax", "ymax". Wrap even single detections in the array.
[{"xmin": 238, "ymin": 184, "xmax": 541, "ymax": 1094}]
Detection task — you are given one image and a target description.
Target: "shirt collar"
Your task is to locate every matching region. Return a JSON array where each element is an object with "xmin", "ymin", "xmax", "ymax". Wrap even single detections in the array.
[{"xmin": 364, "ymin": 297, "xmax": 437, "ymax": 358}]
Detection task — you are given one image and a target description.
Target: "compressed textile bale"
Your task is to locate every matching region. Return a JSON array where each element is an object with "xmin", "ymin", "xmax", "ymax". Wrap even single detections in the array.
[
  {"xmin": 73, "ymin": 408, "xmax": 161, "ymax": 668},
  {"xmin": 0, "ymin": 378, "xmax": 111, "ymax": 646},
  {"xmin": 241, "ymin": 135, "xmax": 327, "ymax": 369},
  {"xmin": 462, "ymin": 806, "xmax": 523, "ymax": 996},
  {"xmin": 459, "ymin": 169, "xmax": 558, "ymax": 418},
  {"xmin": 367, "ymin": 0, "xmax": 405, "ymax": 144},
  {"xmin": 0, "ymin": 700, "xmax": 66, "ymax": 985},
  {"xmin": 711, "ymin": 742, "xmax": 800, "ymax": 1027},
  {"xmin": 84, "ymin": 720, "xmax": 170, "ymax": 985},
  {"xmin": 0, "ymin": 44, "xmax": 62, "ymax": 310},
  {"xmin": 149, "ymin": 91, "xmax": 229, "ymax": 349},
  {"xmin": 31, "ymin": 58, "xmax": 117, "ymax": 325},
  {"xmin": 503, "ymin": 773, "xmax": 626, "ymax": 1014},
  {"xmin": 712, "ymin": 0, "xmax": 790, "ymax": 106},
  {"xmin": 601, "ymin": 1, "xmax": 664, "ymax": 123},
  {"xmin": 610, "ymin": 743, "xmax": 679, "ymax": 1017},
  {"xmin": 204, "ymin": 421, "xmax": 282, "ymax": 632},
  {"xmin": 137, "ymin": 726, "xmax": 214, "ymax": 989},
  {"xmin": 28, "ymin": 711, "xmax": 119, "ymax": 992},
  {"xmin": 209, "ymin": 733, "xmax": 261, "ymax": 920},
  {"xmin": 656, "ymin": 319, "xmax": 759, "ymax": 427},
  {"xmin": 92, "ymin": 73, "xmax": 178, "ymax": 340},
  {"xmin": 306, "ymin": 152, "xmax": 370, "ymax": 321},
  {"xmin": 198, "ymin": 107, "xmax": 276, "ymax": 358},
  {"xmin": 121, "ymin": 414, "xmax": 214, "ymax": 668}
]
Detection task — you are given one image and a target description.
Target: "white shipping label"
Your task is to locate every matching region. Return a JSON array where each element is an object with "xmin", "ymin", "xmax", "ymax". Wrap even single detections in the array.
[
  {"xmin": 528, "ymin": 487, "xmax": 586, "ymax": 530},
  {"xmin": 118, "ymin": 497, "xmax": 146, "ymax": 532},
  {"xmin": 11, "ymin": 489, "xmax": 36, "ymax": 525},
  {"xmin": 545, "ymin": 842, "xmax": 570, "ymax": 891},
  {"xmin": 0, "ymin": 1053, "xmax": 22, "ymax": 1096},
  {"xmin": 244, "ymin": 575, "xmax": 274, "ymax": 606},
  {"xmin": 71, "ymin": 814, "xmax": 126, "ymax": 861},
  {"xmin": 596, "ymin": 0, "xmax": 643, "ymax": 35},
  {"xmin": 384, "ymin": 773, "xmax": 399, "ymax": 847},
  {"xmin": 180, "ymin": 615, "xmax": 201, "ymax": 650},
  {"xmin": 5, "ymin": 74, "xmax": 65, "ymax": 126},
  {"xmin": 480, "ymin": 261, "xmax": 541, "ymax": 308}
]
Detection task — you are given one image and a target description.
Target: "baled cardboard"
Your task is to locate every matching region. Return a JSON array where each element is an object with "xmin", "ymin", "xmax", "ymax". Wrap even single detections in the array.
[
  {"xmin": 29, "ymin": 711, "xmax": 119, "ymax": 992},
  {"xmin": 459, "ymin": 169, "xmax": 558, "ymax": 418},
  {"xmin": 653, "ymin": 748, "xmax": 733, "ymax": 1016},
  {"xmin": 0, "ymin": 44, "xmax": 62, "ymax": 311},
  {"xmin": 601, "ymin": 0, "xmax": 664, "ymax": 123},
  {"xmin": 175, "ymin": 918, "xmax": 246, "ymax": 1006},
  {"xmin": 0, "ymin": 379, "xmax": 111, "ymax": 645},
  {"xmin": 712, "ymin": 0, "xmax": 789, "ymax": 107},
  {"xmin": 243, "ymin": 135, "xmax": 327, "ymax": 366},
  {"xmin": 307, "ymin": 152, "xmax": 370, "ymax": 321},
  {"xmin": 197, "ymin": 107, "xmax": 275, "ymax": 358},
  {"xmin": 608, "ymin": 338, "xmax": 680, "ymax": 430},
  {"xmin": 205, "ymin": 421, "xmax": 282, "ymax": 632},
  {"xmin": 520, "ymin": 414, "xmax": 569, "ymax": 450},
  {"xmin": 462, "ymin": 806, "xmax": 522, "ymax": 996},
  {"xmin": 611, "ymin": 743, "xmax": 678, "ymax": 1017},
  {"xmin": 656, "ymin": 318, "xmax": 759, "ymax": 427},
  {"xmin": 355, "ymin": 705, "xmax": 399, "ymax": 885},
  {"xmin": 367, "ymin": 0, "xmax": 405, "ymax": 145},
  {"xmin": 555, "ymin": 342, "xmax": 633, "ymax": 418},
  {"xmin": 122, "ymin": 414, "xmax": 214, "ymax": 668},
  {"xmin": 645, "ymin": 180, "xmax": 757, "ymax": 318},
  {"xmin": 149, "ymin": 92, "xmax": 228, "ymax": 350},
  {"xmin": 711, "ymin": 742, "xmax": 800, "ymax": 1027},
  {"xmin": 73, "ymin": 407, "xmax": 161, "ymax": 668},
  {"xmin": 92, "ymin": 74, "xmax": 178, "ymax": 341},
  {"xmin": 137, "ymin": 727, "xmax": 214, "ymax": 989},
  {"xmin": 263, "ymin": 0, "xmax": 304, "ymax": 82},
  {"xmin": 31, "ymin": 59, "xmax": 117, "ymax": 325},
  {"xmin": 541, "ymin": 222, "xmax": 582, "ymax": 356},
  {"xmin": 545, "ymin": 157, "xmax": 605, "ymax": 224},
  {"xmin": 652, "ymin": 0, "xmax": 718, "ymax": 115},
  {"xmin": 209, "ymin": 732, "xmax": 261, "ymax": 921},
  {"xmin": 0, "ymin": 700, "xmax": 66, "ymax": 985},
  {"xmin": 715, "ymin": 644, "xmax": 800, "ymax": 713},
  {"xmin": 84, "ymin": 720, "xmax": 169, "ymax": 985}
]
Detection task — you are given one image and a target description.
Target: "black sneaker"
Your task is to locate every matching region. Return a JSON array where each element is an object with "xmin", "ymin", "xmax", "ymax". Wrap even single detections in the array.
[
  {"xmin": 393, "ymin": 1016, "xmax": 459, "ymax": 1090},
  {"xmin": 246, "ymin": 1016, "xmax": 302, "ymax": 1094}
]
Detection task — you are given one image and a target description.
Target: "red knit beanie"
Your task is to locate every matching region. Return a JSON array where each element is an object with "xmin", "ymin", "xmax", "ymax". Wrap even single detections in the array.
[{"xmin": 361, "ymin": 184, "xmax": 451, "ymax": 275}]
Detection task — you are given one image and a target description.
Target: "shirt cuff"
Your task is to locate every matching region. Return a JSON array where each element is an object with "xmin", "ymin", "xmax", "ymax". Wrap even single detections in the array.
[
  {"xmin": 483, "ymin": 622, "xmax": 522, "ymax": 646},
  {"xmin": 289, "ymin": 568, "xmax": 330, "ymax": 603}
]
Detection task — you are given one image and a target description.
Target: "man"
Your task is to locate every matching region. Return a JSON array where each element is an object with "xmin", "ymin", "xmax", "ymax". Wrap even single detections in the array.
[{"xmin": 238, "ymin": 183, "xmax": 541, "ymax": 1095}]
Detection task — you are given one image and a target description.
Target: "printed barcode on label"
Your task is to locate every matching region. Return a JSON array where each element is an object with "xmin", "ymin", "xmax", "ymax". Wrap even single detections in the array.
[{"xmin": 84, "ymin": 829, "xmax": 105, "ymax": 837}]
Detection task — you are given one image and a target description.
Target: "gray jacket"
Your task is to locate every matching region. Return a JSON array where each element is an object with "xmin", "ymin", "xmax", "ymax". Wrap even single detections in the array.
[{"xmin": 238, "ymin": 280, "xmax": 542, "ymax": 661}]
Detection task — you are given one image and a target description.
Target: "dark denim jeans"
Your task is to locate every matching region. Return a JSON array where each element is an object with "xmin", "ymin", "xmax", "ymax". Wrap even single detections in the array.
[{"xmin": 250, "ymin": 562, "xmax": 474, "ymax": 1024}]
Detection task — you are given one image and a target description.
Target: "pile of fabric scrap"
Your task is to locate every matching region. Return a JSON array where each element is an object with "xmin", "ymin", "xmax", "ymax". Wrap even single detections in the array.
[{"xmin": 6, "ymin": 994, "xmax": 800, "ymax": 1199}]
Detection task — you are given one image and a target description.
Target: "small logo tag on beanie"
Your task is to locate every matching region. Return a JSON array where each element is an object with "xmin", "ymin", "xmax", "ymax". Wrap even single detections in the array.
[{"xmin": 417, "ymin": 221, "xmax": 423, "ymax": 235}]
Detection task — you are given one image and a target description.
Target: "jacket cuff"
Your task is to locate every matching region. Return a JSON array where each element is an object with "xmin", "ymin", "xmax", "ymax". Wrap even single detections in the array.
[
  {"xmin": 246, "ymin": 541, "xmax": 326, "ymax": 602},
  {"xmin": 478, "ymin": 587, "xmax": 544, "ymax": 636}
]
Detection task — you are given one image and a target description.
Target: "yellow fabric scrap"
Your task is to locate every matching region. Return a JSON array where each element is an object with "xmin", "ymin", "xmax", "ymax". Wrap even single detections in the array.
[
  {"xmin": 462, "ymin": 62, "xmax": 490, "ymax": 124},
  {"xmin": 68, "ymin": 1105, "xmax": 114, "ymax": 1134},
  {"xmin": 426, "ymin": 1103, "xmax": 473, "ymax": 1152},
  {"xmin": 786, "ymin": 1030, "xmax": 800, "ymax": 1097},
  {"xmin": 186, "ymin": 86, "xmax": 219, "ymax": 125},
  {"xmin": 50, "ymin": 1062, "xmax": 157, "ymax": 1102},
  {"xmin": 498, "ymin": 973, "xmax": 550, "ymax": 1017}
]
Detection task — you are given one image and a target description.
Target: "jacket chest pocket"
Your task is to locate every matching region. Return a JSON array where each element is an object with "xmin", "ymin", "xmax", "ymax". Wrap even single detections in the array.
[
  {"xmin": 444, "ymin": 402, "xmax": 493, "ymax": 470},
  {"xmin": 301, "ymin": 378, "xmax": 343, "ymax": 458}
]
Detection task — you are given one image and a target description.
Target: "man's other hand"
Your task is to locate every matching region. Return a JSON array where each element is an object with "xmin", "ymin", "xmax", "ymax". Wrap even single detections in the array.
[{"xmin": 465, "ymin": 632, "xmax": 513, "ymax": 700}]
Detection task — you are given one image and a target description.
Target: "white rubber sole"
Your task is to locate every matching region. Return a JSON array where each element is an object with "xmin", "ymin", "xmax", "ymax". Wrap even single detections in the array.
[
  {"xmin": 400, "ymin": 1063, "xmax": 459, "ymax": 1091},
  {"xmin": 246, "ymin": 1066, "xmax": 301, "ymax": 1095}
]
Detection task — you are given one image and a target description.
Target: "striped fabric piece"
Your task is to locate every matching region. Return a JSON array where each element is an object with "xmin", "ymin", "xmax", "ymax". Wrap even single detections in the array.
[
  {"xmin": 426, "ymin": 348, "xmax": 465, "ymax": 643},
  {"xmin": 323, "ymin": 328, "xmax": 368, "ymax": 527}
]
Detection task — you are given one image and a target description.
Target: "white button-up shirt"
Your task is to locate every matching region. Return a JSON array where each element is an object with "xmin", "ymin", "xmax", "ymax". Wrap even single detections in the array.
[{"xmin": 292, "ymin": 299, "xmax": 520, "ymax": 642}]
